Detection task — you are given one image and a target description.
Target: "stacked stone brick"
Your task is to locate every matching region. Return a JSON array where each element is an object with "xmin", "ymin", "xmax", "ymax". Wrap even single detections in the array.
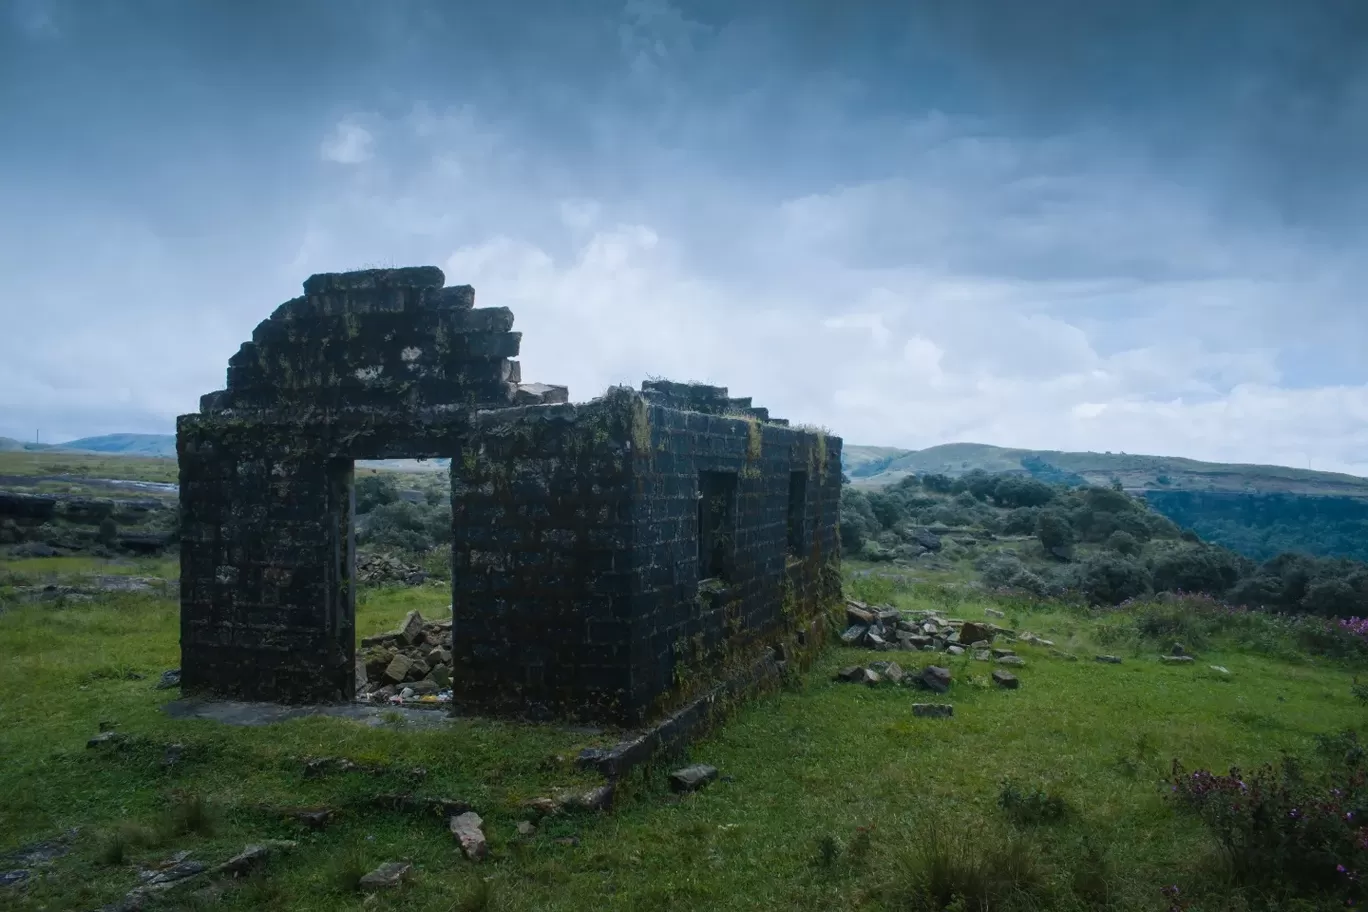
[{"xmin": 177, "ymin": 266, "xmax": 842, "ymax": 726}]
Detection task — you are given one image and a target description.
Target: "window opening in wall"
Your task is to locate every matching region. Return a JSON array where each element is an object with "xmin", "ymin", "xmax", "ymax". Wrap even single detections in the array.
[
  {"xmin": 787, "ymin": 470, "xmax": 807, "ymax": 555},
  {"xmin": 698, "ymin": 471, "xmax": 738, "ymax": 582}
]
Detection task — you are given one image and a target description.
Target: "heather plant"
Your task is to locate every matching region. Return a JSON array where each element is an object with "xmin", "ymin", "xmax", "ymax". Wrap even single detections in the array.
[{"xmin": 1168, "ymin": 753, "xmax": 1368, "ymax": 902}]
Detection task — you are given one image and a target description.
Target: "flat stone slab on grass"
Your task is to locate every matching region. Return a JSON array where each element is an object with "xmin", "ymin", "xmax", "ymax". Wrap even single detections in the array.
[
  {"xmin": 359, "ymin": 861, "xmax": 411, "ymax": 891},
  {"xmin": 1160, "ymin": 655, "xmax": 1195, "ymax": 664},
  {"xmin": 161, "ymin": 698, "xmax": 455, "ymax": 728},
  {"xmin": 1095, "ymin": 655, "xmax": 1123, "ymax": 664},
  {"xmin": 992, "ymin": 670, "xmax": 1020, "ymax": 689},
  {"xmin": 912, "ymin": 703, "xmax": 953, "ymax": 718},
  {"xmin": 669, "ymin": 764, "xmax": 719, "ymax": 793}
]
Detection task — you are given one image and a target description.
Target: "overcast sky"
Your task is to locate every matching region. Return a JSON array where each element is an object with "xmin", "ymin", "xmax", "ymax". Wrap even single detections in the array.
[{"xmin": 3, "ymin": 0, "xmax": 1367, "ymax": 474}]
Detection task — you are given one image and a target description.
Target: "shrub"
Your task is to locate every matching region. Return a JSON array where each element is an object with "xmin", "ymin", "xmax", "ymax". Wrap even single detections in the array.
[
  {"xmin": 1105, "ymin": 530, "xmax": 1141, "ymax": 556},
  {"xmin": 1150, "ymin": 545, "xmax": 1242, "ymax": 596},
  {"xmin": 1073, "ymin": 553, "xmax": 1152, "ymax": 606},
  {"xmin": 1168, "ymin": 754, "xmax": 1368, "ymax": 901},
  {"xmin": 354, "ymin": 473, "xmax": 400, "ymax": 513},
  {"xmin": 991, "ymin": 476, "xmax": 1055, "ymax": 509},
  {"xmin": 1035, "ymin": 509, "xmax": 1075, "ymax": 556}
]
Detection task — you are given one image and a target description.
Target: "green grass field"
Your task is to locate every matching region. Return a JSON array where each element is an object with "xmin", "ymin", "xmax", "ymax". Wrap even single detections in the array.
[
  {"xmin": 0, "ymin": 450, "xmax": 179, "ymax": 485},
  {"xmin": 2, "ymin": 556, "xmax": 1366, "ymax": 910}
]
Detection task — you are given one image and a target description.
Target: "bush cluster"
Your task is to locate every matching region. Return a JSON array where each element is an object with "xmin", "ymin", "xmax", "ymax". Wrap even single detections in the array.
[
  {"xmin": 1168, "ymin": 749, "xmax": 1368, "ymax": 903},
  {"xmin": 841, "ymin": 470, "xmax": 1368, "ymax": 617}
]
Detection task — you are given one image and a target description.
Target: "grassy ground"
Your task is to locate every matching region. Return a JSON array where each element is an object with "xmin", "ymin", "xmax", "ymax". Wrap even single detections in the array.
[
  {"xmin": 0, "ymin": 450, "xmax": 179, "ymax": 485},
  {"xmin": 1, "ymin": 556, "xmax": 1366, "ymax": 910}
]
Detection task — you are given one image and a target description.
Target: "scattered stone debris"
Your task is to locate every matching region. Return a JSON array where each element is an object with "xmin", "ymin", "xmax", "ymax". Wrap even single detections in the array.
[
  {"xmin": 287, "ymin": 808, "xmax": 334, "ymax": 830},
  {"xmin": 357, "ymin": 610, "xmax": 455, "ymax": 705},
  {"xmin": 838, "ymin": 599, "xmax": 1041, "ymax": 662},
  {"xmin": 1160, "ymin": 655, "xmax": 1195, "ymax": 664},
  {"xmin": 912, "ymin": 704, "xmax": 954, "ymax": 718},
  {"xmin": 996, "ymin": 655, "xmax": 1026, "ymax": 667},
  {"xmin": 1095, "ymin": 655, "xmax": 1123, "ymax": 664},
  {"xmin": 920, "ymin": 666, "xmax": 952, "ymax": 693},
  {"xmin": 669, "ymin": 764, "xmax": 719, "ymax": 793},
  {"xmin": 1171, "ymin": 642, "xmax": 1187, "ymax": 656},
  {"xmin": 516, "ymin": 821, "xmax": 537, "ymax": 837},
  {"xmin": 1209, "ymin": 665, "xmax": 1231, "ymax": 675},
  {"xmin": 92, "ymin": 841, "xmax": 296, "ymax": 910},
  {"xmin": 302, "ymin": 756, "xmax": 387, "ymax": 778},
  {"xmin": 984, "ymin": 607, "xmax": 1005, "ymax": 618},
  {"xmin": 450, "ymin": 812, "xmax": 488, "ymax": 861},
  {"xmin": 208, "ymin": 841, "xmax": 296, "ymax": 879},
  {"xmin": 87, "ymin": 730, "xmax": 126, "ymax": 748},
  {"xmin": 992, "ymin": 670, "xmax": 1020, "ymax": 689},
  {"xmin": 358, "ymin": 861, "xmax": 411, "ymax": 891},
  {"xmin": 356, "ymin": 553, "xmax": 428, "ymax": 587},
  {"xmin": 1050, "ymin": 649, "xmax": 1078, "ymax": 662},
  {"xmin": 0, "ymin": 829, "xmax": 77, "ymax": 890},
  {"xmin": 155, "ymin": 669, "xmax": 181, "ymax": 690}
]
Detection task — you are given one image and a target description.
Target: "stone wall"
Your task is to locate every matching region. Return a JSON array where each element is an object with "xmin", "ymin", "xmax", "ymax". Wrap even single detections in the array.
[
  {"xmin": 178, "ymin": 267, "xmax": 523, "ymax": 703},
  {"xmin": 178, "ymin": 266, "xmax": 843, "ymax": 725},
  {"xmin": 628, "ymin": 391, "xmax": 842, "ymax": 719},
  {"xmin": 446, "ymin": 383, "xmax": 842, "ymax": 726},
  {"xmin": 448, "ymin": 391, "xmax": 641, "ymax": 721}
]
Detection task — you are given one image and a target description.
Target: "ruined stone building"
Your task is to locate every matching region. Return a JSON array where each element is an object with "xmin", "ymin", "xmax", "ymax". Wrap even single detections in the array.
[{"xmin": 178, "ymin": 267, "xmax": 842, "ymax": 726}]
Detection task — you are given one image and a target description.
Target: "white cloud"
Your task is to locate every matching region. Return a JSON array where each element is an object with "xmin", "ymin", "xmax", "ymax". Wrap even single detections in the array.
[{"xmin": 320, "ymin": 117, "xmax": 375, "ymax": 165}]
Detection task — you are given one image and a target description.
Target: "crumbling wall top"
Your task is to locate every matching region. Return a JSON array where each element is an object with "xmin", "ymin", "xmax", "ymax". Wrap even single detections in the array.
[
  {"xmin": 639, "ymin": 379, "xmax": 787, "ymax": 425},
  {"xmin": 198, "ymin": 268, "xmax": 529, "ymax": 414}
]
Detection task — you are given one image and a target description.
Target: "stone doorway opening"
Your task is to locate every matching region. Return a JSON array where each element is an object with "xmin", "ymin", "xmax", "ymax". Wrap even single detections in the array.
[{"xmin": 349, "ymin": 457, "xmax": 459, "ymax": 707}]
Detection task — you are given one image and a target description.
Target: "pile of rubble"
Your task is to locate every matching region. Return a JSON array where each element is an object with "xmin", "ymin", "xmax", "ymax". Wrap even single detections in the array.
[
  {"xmin": 839, "ymin": 598, "xmax": 1056, "ymax": 657},
  {"xmin": 356, "ymin": 609, "xmax": 452, "ymax": 705},
  {"xmin": 356, "ymin": 553, "xmax": 428, "ymax": 587},
  {"xmin": 834, "ymin": 598, "xmax": 1053, "ymax": 694}
]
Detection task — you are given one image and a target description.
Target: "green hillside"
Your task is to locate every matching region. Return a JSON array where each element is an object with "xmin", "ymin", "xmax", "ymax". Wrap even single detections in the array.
[{"xmin": 844, "ymin": 441, "xmax": 1368, "ymax": 499}]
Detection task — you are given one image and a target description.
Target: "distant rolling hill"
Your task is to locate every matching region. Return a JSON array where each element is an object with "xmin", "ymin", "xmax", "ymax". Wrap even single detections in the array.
[
  {"xmin": 842, "ymin": 442, "xmax": 1368, "ymax": 563},
  {"xmin": 58, "ymin": 434, "xmax": 178, "ymax": 457},
  {"xmin": 842, "ymin": 442, "xmax": 1368, "ymax": 499},
  {"xmin": 0, "ymin": 434, "xmax": 177, "ymax": 456}
]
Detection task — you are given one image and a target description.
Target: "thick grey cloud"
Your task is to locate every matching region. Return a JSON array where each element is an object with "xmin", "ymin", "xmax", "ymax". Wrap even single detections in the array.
[{"xmin": 1, "ymin": 1, "xmax": 1365, "ymax": 475}]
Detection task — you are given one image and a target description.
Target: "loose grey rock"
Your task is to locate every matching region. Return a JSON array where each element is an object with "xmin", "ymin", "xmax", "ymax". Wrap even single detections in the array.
[
  {"xmin": 846, "ymin": 604, "xmax": 876, "ymax": 626},
  {"xmin": 383, "ymin": 654, "xmax": 414, "ymax": 685},
  {"xmin": 985, "ymin": 607, "xmax": 1005, "ymax": 618},
  {"xmin": 840, "ymin": 624, "xmax": 868, "ymax": 645},
  {"xmin": 1095, "ymin": 655, "xmax": 1123, "ymax": 664},
  {"xmin": 398, "ymin": 610, "xmax": 425, "ymax": 646},
  {"xmin": 87, "ymin": 731, "xmax": 125, "ymax": 748},
  {"xmin": 1160, "ymin": 655, "xmax": 1195, "ymax": 664},
  {"xmin": 991, "ymin": 648, "xmax": 1015, "ymax": 659},
  {"xmin": 450, "ymin": 812, "xmax": 487, "ymax": 861},
  {"xmin": 946, "ymin": 645, "xmax": 965, "ymax": 656},
  {"xmin": 155, "ymin": 669, "xmax": 181, "ymax": 690},
  {"xmin": 669, "ymin": 763, "xmax": 719, "ymax": 793},
  {"xmin": 516, "ymin": 821, "xmax": 537, "ymax": 837},
  {"xmin": 1050, "ymin": 649, "xmax": 1079, "ymax": 661},
  {"xmin": 869, "ymin": 661, "xmax": 904, "ymax": 684},
  {"xmin": 920, "ymin": 666, "xmax": 951, "ymax": 694},
  {"xmin": 974, "ymin": 649, "xmax": 992, "ymax": 661},
  {"xmin": 835, "ymin": 666, "xmax": 864, "ymax": 682},
  {"xmin": 912, "ymin": 703, "xmax": 953, "ymax": 718},
  {"xmin": 1209, "ymin": 665, "xmax": 1230, "ymax": 675},
  {"xmin": 992, "ymin": 670, "xmax": 1020, "ymax": 689},
  {"xmin": 208, "ymin": 841, "xmax": 295, "ymax": 878},
  {"xmin": 358, "ymin": 861, "xmax": 411, "ymax": 891},
  {"xmin": 996, "ymin": 655, "xmax": 1026, "ymax": 667},
  {"xmin": 1171, "ymin": 642, "xmax": 1187, "ymax": 656},
  {"xmin": 959, "ymin": 622, "xmax": 992, "ymax": 643}
]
